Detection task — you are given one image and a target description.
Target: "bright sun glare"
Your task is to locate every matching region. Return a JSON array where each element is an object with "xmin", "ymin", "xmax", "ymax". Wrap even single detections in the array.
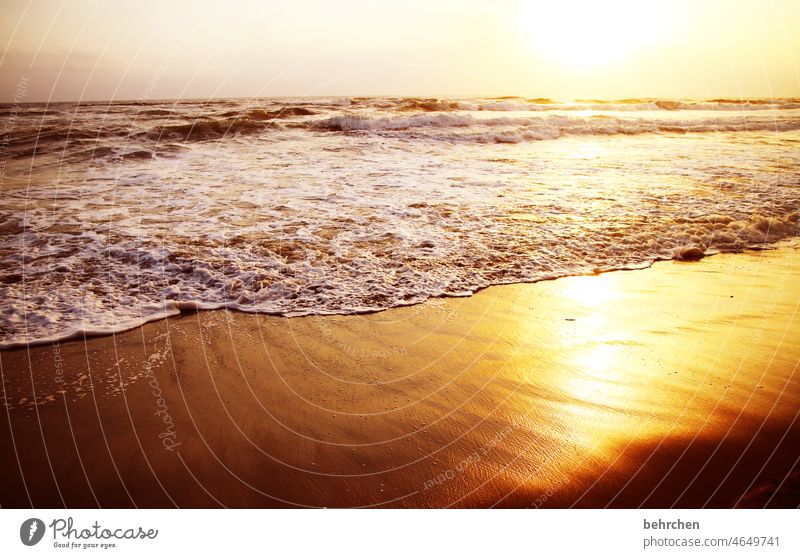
[{"xmin": 520, "ymin": 0, "xmax": 668, "ymax": 69}]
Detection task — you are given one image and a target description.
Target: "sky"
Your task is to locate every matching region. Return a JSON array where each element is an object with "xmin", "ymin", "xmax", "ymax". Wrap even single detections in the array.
[{"xmin": 1, "ymin": 0, "xmax": 799, "ymax": 102}]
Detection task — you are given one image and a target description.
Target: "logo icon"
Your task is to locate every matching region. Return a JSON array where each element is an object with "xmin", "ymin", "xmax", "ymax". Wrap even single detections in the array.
[{"xmin": 20, "ymin": 518, "xmax": 45, "ymax": 546}]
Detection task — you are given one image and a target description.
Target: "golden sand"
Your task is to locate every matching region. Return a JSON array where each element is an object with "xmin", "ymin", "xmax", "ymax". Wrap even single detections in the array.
[{"xmin": 1, "ymin": 242, "xmax": 799, "ymax": 508}]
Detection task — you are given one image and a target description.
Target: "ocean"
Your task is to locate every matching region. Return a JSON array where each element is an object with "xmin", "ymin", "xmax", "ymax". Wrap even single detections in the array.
[{"xmin": 1, "ymin": 96, "xmax": 799, "ymax": 348}]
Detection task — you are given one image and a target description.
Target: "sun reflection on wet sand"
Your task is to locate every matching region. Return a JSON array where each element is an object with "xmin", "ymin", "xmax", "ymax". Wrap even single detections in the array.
[{"xmin": 500, "ymin": 248, "xmax": 800, "ymax": 504}]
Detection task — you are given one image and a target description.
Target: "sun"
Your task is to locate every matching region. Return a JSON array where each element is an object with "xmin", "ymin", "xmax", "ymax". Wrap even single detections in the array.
[{"xmin": 518, "ymin": 0, "xmax": 668, "ymax": 69}]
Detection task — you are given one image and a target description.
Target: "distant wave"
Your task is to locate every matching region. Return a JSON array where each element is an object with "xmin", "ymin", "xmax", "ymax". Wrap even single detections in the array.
[
  {"xmin": 379, "ymin": 97, "xmax": 800, "ymax": 113},
  {"xmin": 315, "ymin": 112, "xmax": 800, "ymax": 142},
  {"xmin": 3, "ymin": 97, "xmax": 800, "ymax": 161},
  {"xmin": 147, "ymin": 118, "xmax": 283, "ymax": 142},
  {"xmin": 215, "ymin": 107, "xmax": 317, "ymax": 119}
]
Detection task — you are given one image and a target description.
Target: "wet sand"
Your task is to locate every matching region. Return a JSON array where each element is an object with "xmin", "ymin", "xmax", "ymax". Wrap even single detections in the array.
[{"xmin": 1, "ymin": 242, "xmax": 799, "ymax": 508}]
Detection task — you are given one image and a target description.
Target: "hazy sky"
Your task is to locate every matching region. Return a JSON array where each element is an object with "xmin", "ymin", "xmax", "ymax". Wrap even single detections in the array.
[{"xmin": 2, "ymin": 0, "xmax": 799, "ymax": 102}]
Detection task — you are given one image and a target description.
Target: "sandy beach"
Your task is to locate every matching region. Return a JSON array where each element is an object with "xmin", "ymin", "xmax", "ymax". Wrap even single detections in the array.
[{"xmin": 1, "ymin": 242, "xmax": 798, "ymax": 508}]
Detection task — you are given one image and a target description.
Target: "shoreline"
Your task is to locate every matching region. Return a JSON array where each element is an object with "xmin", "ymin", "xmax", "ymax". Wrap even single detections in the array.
[
  {"xmin": 1, "ymin": 242, "xmax": 799, "ymax": 508},
  {"xmin": 0, "ymin": 241, "xmax": 794, "ymax": 353}
]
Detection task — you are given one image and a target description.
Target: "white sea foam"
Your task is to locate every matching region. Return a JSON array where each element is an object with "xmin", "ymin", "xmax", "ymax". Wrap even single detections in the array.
[{"xmin": 1, "ymin": 97, "xmax": 800, "ymax": 348}]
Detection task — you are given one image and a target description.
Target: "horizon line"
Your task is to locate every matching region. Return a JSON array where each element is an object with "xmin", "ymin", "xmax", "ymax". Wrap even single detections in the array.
[{"xmin": 4, "ymin": 93, "xmax": 799, "ymax": 106}]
